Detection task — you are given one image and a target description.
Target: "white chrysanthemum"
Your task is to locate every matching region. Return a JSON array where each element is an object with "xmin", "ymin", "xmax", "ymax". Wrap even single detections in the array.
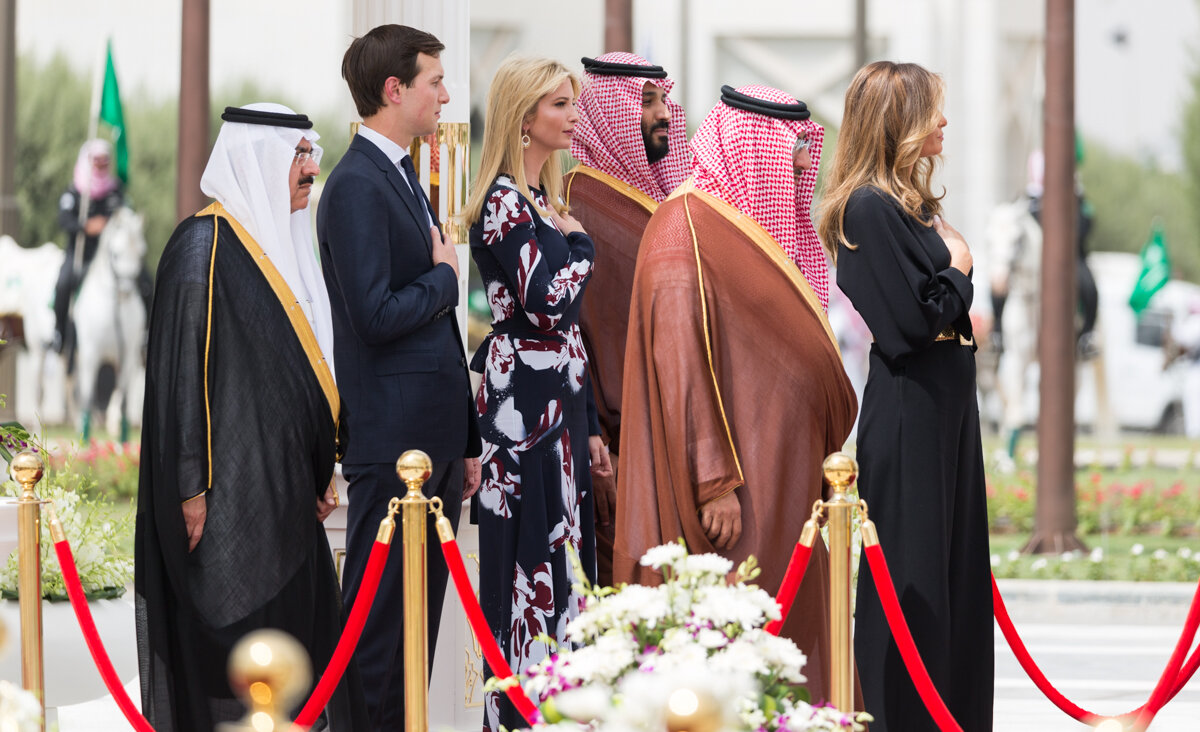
[
  {"xmin": 639, "ymin": 543, "xmax": 687, "ymax": 569},
  {"xmin": 709, "ymin": 638, "xmax": 769, "ymax": 676},
  {"xmin": 552, "ymin": 686, "xmax": 613, "ymax": 722},
  {"xmin": 681, "ymin": 553, "xmax": 734, "ymax": 577},
  {"xmin": 695, "ymin": 628, "xmax": 729, "ymax": 650},
  {"xmin": 0, "ymin": 680, "xmax": 42, "ymax": 732},
  {"xmin": 650, "ymin": 641, "xmax": 710, "ymax": 674},
  {"xmin": 555, "ymin": 633, "xmax": 639, "ymax": 685},
  {"xmin": 693, "ymin": 584, "xmax": 774, "ymax": 629},
  {"xmin": 743, "ymin": 629, "xmax": 808, "ymax": 683}
]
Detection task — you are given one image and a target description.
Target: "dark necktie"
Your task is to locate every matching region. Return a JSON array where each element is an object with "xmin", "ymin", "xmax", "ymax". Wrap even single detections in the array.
[{"xmin": 399, "ymin": 155, "xmax": 435, "ymax": 225}]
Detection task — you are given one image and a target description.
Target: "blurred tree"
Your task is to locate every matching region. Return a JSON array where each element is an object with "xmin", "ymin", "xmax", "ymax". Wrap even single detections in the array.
[
  {"xmin": 15, "ymin": 56, "xmax": 350, "ymax": 271},
  {"xmin": 15, "ymin": 52, "xmax": 177, "ymax": 269},
  {"xmin": 14, "ymin": 52, "xmax": 88, "ymax": 248},
  {"xmin": 1183, "ymin": 25, "xmax": 1200, "ymax": 279},
  {"xmin": 1078, "ymin": 140, "xmax": 1200, "ymax": 283}
]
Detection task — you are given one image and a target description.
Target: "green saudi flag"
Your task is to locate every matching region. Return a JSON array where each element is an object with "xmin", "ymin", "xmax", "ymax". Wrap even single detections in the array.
[
  {"xmin": 99, "ymin": 40, "xmax": 128, "ymax": 182},
  {"xmin": 1129, "ymin": 222, "xmax": 1170, "ymax": 314}
]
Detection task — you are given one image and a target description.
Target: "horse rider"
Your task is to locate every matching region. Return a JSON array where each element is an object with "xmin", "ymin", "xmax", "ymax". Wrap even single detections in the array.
[{"xmin": 54, "ymin": 138, "xmax": 152, "ymax": 354}]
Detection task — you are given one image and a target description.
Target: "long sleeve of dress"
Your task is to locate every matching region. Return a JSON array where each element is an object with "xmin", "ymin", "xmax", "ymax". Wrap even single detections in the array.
[
  {"xmin": 479, "ymin": 187, "xmax": 594, "ymax": 331},
  {"xmin": 836, "ymin": 188, "xmax": 973, "ymax": 361}
]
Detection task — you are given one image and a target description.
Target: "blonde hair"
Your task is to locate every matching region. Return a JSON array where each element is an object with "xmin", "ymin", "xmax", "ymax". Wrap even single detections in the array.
[
  {"xmin": 818, "ymin": 61, "xmax": 946, "ymax": 259},
  {"xmin": 463, "ymin": 56, "xmax": 580, "ymax": 228}
]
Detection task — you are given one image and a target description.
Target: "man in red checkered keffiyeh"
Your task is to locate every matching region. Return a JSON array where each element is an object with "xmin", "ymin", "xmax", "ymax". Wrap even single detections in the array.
[
  {"xmin": 614, "ymin": 86, "xmax": 857, "ymax": 704},
  {"xmin": 691, "ymin": 84, "xmax": 830, "ymax": 310},
  {"xmin": 571, "ymin": 52, "xmax": 690, "ymax": 202},
  {"xmin": 564, "ymin": 53, "xmax": 690, "ymax": 586}
]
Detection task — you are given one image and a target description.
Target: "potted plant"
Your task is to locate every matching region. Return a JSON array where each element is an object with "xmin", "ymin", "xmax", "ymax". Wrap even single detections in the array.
[
  {"xmin": 502, "ymin": 543, "xmax": 871, "ymax": 732},
  {"xmin": 0, "ymin": 424, "xmax": 136, "ymax": 709}
]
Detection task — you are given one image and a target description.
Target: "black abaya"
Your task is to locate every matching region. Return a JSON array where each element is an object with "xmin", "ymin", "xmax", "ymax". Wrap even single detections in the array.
[
  {"xmin": 135, "ymin": 205, "xmax": 367, "ymax": 732},
  {"xmin": 836, "ymin": 187, "xmax": 993, "ymax": 732}
]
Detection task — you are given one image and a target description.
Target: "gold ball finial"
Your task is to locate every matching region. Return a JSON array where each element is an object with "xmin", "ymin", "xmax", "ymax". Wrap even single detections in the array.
[
  {"xmin": 665, "ymin": 687, "xmax": 722, "ymax": 732},
  {"xmin": 822, "ymin": 452, "xmax": 858, "ymax": 492},
  {"xmin": 9, "ymin": 451, "xmax": 44, "ymax": 500},
  {"xmin": 221, "ymin": 630, "xmax": 311, "ymax": 732},
  {"xmin": 396, "ymin": 449, "xmax": 433, "ymax": 488}
]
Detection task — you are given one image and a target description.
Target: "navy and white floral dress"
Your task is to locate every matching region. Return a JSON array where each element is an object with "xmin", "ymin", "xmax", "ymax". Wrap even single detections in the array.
[{"xmin": 470, "ymin": 175, "xmax": 599, "ymax": 732}]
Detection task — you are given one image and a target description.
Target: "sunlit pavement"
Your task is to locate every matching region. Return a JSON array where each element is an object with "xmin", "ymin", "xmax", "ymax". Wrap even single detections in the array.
[{"xmin": 995, "ymin": 579, "xmax": 1200, "ymax": 731}]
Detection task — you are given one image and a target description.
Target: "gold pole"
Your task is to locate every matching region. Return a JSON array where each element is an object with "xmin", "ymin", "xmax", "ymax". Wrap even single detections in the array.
[
  {"xmin": 10, "ymin": 450, "xmax": 45, "ymax": 729},
  {"xmin": 396, "ymin": 449, "xmax": 433, "ymax": 732},
  {"xmin": 436, "ymin": 122, "xmax": 470, "ymax": 245},
  {"xmin": 822, "ymin": 452, "xmax": 858, "ymax": 716},
  {"xmin": 217, "ymin": 629, "xmax": 311, "ymax": 732}
]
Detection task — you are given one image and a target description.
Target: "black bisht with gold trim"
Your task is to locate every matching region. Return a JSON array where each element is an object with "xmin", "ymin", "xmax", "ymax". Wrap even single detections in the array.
[{"xmin": 135, "ymin": 205, "xmax": 367, "ymax": 731}]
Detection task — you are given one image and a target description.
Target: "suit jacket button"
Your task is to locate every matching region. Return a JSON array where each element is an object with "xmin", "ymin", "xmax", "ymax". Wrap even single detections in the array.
[{"xmin": 459, "ymin": 357, "xmax": 466, "ymax": 367}]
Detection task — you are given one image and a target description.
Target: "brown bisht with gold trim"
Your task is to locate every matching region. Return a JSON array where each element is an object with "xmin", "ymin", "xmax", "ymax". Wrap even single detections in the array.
[
  {"xmin": 135, "ymin": 203, "xmax": 366, "ymax": 731},
  {"xmin": 564, "ymin": 165, "xmax": 657, "ymax": 585},
  {"xmin": 613, "ymin": 183, "xmax": 857, "ymax": 704}
]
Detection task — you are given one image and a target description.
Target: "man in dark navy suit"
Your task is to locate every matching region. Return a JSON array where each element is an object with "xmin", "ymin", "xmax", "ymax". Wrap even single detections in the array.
[{"xmin": 317, "ymin": 24, "xmax": 482, "ymax": 729}]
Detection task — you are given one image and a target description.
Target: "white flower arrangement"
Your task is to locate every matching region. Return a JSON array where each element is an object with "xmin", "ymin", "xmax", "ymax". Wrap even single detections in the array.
[
  {"xmin": 0, "ymin": 679, "xmax": 42, "ymax": 732},
  {"xmin": 507, "ymin": 541, "xmax": 870, "ymax": 732},
  {"xmin": 0, "ymin": 453, "xmax": 133, "ymax": 601}
]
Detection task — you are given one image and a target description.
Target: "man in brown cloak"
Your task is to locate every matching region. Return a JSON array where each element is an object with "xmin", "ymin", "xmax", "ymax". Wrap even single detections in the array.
[
  {"xmin": 613, "ymin": 85, "xmax": 857, "ymax": 704},
  {"xmin": 565, "ymin": 52, "xmax": 690, "ymax": 585}
]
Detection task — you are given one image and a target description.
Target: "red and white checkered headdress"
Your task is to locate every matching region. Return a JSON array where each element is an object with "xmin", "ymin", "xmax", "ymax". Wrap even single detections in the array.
[
  {"xmin": 691, "ymin": 84, "xmax": 828, "ymax": 310},
  {"xmin": 572, "ymin": 52, "xmax": 691, "ymax": 203}
]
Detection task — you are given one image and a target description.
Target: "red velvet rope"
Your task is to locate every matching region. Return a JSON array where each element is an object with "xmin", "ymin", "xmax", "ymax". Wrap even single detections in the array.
[
  {"xmin": 293, "ymin": 538, "xmax": 392, "ymax": 729},
  {"xmin": 992, "ymin": 572, "xmax": 1200, "ymax": 726},
  {"xmin": 765, "ymin": 540, "xmax": 813, "ymax": 636},
  {"xmin": 438, "ymin": 535, "xmax": 540, "ymax": 725},
  {"xmin": 55, "ymin": 529, "xmax": 392, "ymax": 732},
  {"xmin": 862, "ymin": 544, "xmax": 962, "ymax": 732},
  {"xmin": 1133, "ymin": 573, "xmax": 1200, "ymax": 728},
  {"xmin": 53, "ymin": 538, "xmax": 156, "ymax": 732}
]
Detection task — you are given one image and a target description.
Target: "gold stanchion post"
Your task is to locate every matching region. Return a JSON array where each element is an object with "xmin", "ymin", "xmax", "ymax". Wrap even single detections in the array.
[
  {"xmin": 10, "ymin": 450, "xmax": 45, "ymax": 727},
  {"xmin": 217, "ymin": 629, "xmax": 311, "ymax": 732},
  {"xmin": 822, "ymin": 452, "xmax": 858, "ymax": 716},
  {"xmin": 396, "ymin": 449, "xmax": 433, "ymax": 732}
]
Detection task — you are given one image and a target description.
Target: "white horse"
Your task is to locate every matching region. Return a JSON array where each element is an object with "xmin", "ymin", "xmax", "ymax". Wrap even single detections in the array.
[
  {"xmin": 73, "ymin": 207, "xmax": 147, "ymax": 440},
  {"xmin": 0, "ymin": 235, "xmax": 69, "ymax": 430}
]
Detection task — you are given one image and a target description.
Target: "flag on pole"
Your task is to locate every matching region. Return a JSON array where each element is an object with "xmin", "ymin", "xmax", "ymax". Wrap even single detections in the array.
[
  {"xmin": 1129, "ymin": 222, "xmax": 1170, "ymax": 314},
  {"xmin": 99, "ymin": 40, "xmax": 128, "ymax": 182}
]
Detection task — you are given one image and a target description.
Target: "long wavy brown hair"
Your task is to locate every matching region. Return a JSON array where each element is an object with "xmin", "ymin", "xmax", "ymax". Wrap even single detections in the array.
[{"xmin": 818, "ymin": 61, "xmax": 946, "ymax": 259}]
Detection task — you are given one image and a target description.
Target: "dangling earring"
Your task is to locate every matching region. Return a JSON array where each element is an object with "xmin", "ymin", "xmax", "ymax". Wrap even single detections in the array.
[{"xmin": 521, "ymin": 133, "xmax": 531, "ymax": 149}]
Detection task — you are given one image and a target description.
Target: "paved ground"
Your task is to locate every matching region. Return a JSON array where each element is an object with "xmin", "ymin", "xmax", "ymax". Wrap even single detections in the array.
[
  {"xmin": 50, "ymin": 580, "xmax": 1200, "ymax": 731},
  {"xmin": 994, "ymin": 580, "xmax": 1200, "ymax": 731}
]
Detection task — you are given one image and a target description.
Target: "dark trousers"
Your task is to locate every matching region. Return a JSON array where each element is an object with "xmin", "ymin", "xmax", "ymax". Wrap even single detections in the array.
[{"xmin": 341, "ymin": 459, "xmax": 463, "ymax": 731}]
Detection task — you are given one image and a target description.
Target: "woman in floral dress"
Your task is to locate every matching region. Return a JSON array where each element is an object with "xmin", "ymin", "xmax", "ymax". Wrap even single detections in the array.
[{"xmin": 464, "ymin": 56, "xmax": 612, "ymax": 732}]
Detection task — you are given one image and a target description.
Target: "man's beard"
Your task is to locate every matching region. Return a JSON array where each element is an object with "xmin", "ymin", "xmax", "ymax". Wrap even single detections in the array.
[{"xmin": 643, "ymin": 121, "xmax": 670, "ymax": 164}]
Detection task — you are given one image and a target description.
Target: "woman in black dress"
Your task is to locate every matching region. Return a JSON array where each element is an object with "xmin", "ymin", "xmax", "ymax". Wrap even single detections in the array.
[
  {"xmin": 463, "ymin": 56, "xmax": 612, "ymax": 732},
  {"xmin": 818, "ymin": 61, "xmax": 993, "ymax": 731}
]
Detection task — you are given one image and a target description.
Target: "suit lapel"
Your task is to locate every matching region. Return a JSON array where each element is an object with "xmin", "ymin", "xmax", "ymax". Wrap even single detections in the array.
[{"xmin": 350, "ymin": 136, "xmax": 433, "ymax": 252}]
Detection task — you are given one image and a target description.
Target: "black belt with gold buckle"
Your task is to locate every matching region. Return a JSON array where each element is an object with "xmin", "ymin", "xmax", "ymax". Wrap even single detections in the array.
[{"xmin": 935, "ymin": 324, "xmax": 974, "ymax": 347}]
